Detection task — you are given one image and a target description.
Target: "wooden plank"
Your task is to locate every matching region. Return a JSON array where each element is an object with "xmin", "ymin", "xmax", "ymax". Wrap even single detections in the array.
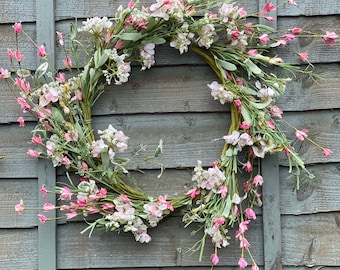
[
  {"xmin": 0, "ymin": 179, "xmax": 38, "ymax": 228},
  {"xmin": 277, "ymin": 16, "xmax": 340, "ymax": 64},
  {"xmin": 1, "ymin": 109, "xmax": 339, "ymax": 178},
  {"xmin": 259, "ymin": 1, "xmax": 283, "ymax": 269},
  {"xmin": 278, "ymin": 110, "xmax": 340, "ymax": 165},
  {"xmin": 2, "ymin": 62, "xmax": 340, "ymax": 124},
  {"xmin": 0, "ymin": 1, "xmax": 36, "ymax": 23},
  {"xmin": 279, "ymin": 163, "xmax": 340, "ymax": 215},
  {"xmin": 36, "ymin": 0, "xmax": 57, "ymax": 269},
  {"xmin": 53, "ymin": 0, "xmax": 259, "ymax": 20},
  {"xmin": 56, "ymin": 217, "xmax": 263, "ymax": 269},
  {"xmin": 0, "ymin": 23, "xmax": 37, "ymax": 71},
  {"xmin": 281, "ymin": 213, "xmax": 340, "ymax": 267},
  {"xmin": 0, "ymin": 123, "xmax": 38, "ymax": 178},
  {"xmin": 55, "ymin": 212, "xmax": 340, "ymax": 268},
  {"xmin": 277, "ymin": 0, "xmax": 340, "ymax": 16},
  {"xmin": 0, "ymin": 228, "xmax": 38, "ymax": 270}
]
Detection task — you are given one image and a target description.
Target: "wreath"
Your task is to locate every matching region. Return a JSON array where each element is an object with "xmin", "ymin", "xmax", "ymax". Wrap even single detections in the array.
[{"xmin": 3, "ymin": 0, "xmax": 336, "ymax": 268}]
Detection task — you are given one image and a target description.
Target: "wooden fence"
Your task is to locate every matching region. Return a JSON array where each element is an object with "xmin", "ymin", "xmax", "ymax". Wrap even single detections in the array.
[{"xmin": 0, "ymin": 0, "xmax": 340, "ymax": 269}]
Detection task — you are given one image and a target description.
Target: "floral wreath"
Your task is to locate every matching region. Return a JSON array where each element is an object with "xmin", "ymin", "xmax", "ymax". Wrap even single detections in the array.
[{"xmin": 2, "ymin": 0, "xmax": 337, "ymax": 268}]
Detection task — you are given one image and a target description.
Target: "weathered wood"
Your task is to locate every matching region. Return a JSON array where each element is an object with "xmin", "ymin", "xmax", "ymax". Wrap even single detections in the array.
[
  {"xmin": 0, "ymin": 122, "xmax": 38, "ymax": 178},
  {"xmin": 1, "ymin": 109, "xmax": 339, "ymax": 178},
  {"xmin": 51, "ymin": 212, "xmax": 340, "ymax": 268},
  {"xmin": 0, "ymin": 228, "xmax": 38, "ymax": 270},
  {"xmin": 56, "ymin": 217, "xmax": 263, "ymax": 269},
  {"xmin": 0, "ymin": 179, "xmax": 38, "ymax": 228},
  {"xmin": 3, "ymin": 62, "xmax": 340, "ymax": 124},
  {"xmin": 36, "ymin": 1, "xmax": 57, "ymax": 269},
  {"xmin": 279, "ymin": 163, "xmax": 340, "ymax": 215},
  {"xmin": 282, "ymin": 213, "xmax": 340, "ymax": 267},
  {"xmin": 0, "ymin": 1, "xmax": 36, "ymax": 23}
]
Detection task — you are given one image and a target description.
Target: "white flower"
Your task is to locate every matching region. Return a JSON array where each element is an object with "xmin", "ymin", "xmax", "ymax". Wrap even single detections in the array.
[{"xmin": 78, "ymin": 16, "xmax": 112, "ymax": 34}]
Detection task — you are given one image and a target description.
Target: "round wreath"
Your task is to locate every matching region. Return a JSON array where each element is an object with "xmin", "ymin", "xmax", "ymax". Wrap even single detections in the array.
[{"xmin": 4, "ymin": 0, "xmax": 336, "ymax": 268}]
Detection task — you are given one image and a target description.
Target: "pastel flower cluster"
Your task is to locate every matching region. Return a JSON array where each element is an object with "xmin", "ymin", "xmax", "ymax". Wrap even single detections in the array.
[{"xmin": 5, "ymin": 0, "xmax": 337, "ymax": 268}]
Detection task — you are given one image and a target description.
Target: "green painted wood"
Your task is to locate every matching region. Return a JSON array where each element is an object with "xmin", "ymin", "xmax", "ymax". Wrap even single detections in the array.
[
  {"xmin": 36, "ymin": 0, "xmax": 57, "ymax": 269},
  {"xmin": 259, "ymin": 1, "xmax": 283, "ymax": 270}
]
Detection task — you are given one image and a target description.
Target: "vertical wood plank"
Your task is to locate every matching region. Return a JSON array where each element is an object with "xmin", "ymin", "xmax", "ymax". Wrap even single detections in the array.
[
  {"xmin": 259, "ymin": 1, "xmax": 282, "ymax": 270},
  {"xmin": 36, "ymin": 0, "xmax": 57, "ymax": 269}
]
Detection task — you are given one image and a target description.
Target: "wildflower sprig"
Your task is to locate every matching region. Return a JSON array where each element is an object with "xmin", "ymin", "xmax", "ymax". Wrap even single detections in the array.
[{"xmin": 2, "ymin": 0, "xmax": 337, "ymax": 268}]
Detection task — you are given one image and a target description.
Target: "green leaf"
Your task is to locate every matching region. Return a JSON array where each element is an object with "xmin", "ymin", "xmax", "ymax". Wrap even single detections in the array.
[
  {"xmin": 222, "ymin": 196, "xmax": 232, "ymax": 218},
  {"xmin": 117, "ymin": 32, "xmax": 143, "ymax": 42},
  {"xmin": 94, "ymin": 49, "xmax": 109, "ymax": 68},
  {"xmin": 249, "ymin": 99, "xmax": 272, "ymax": 109},
  {"xmin": 148, "ymin": 37, "xmax": 166, "ymax": 45},
  {"xmin": 35, "ymin": 62, "xmax": 49, "ymax": 79},
  {"xmin": 51, "ymin": 107, "xmax": 64, "ymax": 122},
  {"xmin": 216, "ymin": 58, "xmax": 237, "ymax": 71},
  {"xmin": 101, "ymin": 150, "xmax": 110, "ymax": 170},
  {"xmin": 244, "ymin": 58, "xmax": 262, "ymax": 76},
  {"xmin": 241, "ymin": 105, "xmax": 252, "ymax": 124},
  {"xmin": 241, "ymin": 86, "xmax": 258, "ymax": 96}
]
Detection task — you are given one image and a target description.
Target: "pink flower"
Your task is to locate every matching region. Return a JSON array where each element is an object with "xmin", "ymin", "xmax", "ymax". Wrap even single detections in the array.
[
  {"xmin": 15, "ymin": 77, "xmax": 31, "ymax": 93},
  {"xmin": 259, "ymin": 34, "xmax": 269, "ymax": 44},
  {"xmin": 56, "ymin": 31, "xmax": 64, "ymax": 46},
  {"xmin": 13, "ymin": 22, "xmax": 22, "ymax": 34},
  {"xmin": 27, "ymin": 149, "xmax": 40, "ymax": 158},
  {"xmin": 38, "ymin": 214, "xmax": 48, "ymax": 224},
  {"xmin": 7, "ymin": 48, "xmax": 14, "ymax": 60},
  {"xmin": 0, "ymin": 68, "xmax": 9, "ymax": 78},
  {"xmin": 295, "ymin": 129, "xmax": 308, "ymax": 141},
  {"xmin": 14, "ymin": 49, "xmax": 24, "ymax": 62},
  {"xmin": 253, "ymin": 174, "xmax": 264, "ymax": 186},
  {"xmin": 238, "ymin": 258, "xmax": 248, "ymax": 269},
  {"xmin": 219, "ymin": 185, "xmax": 228, "ymax": 198},
  {"xmin": 56, "ymin": 72, "xmax": 66, "ymax": 83},
  {"xmin": 252, "ymin": 264, "xmax": 260, "ymax": 270},
  {"xmin": 86, "ymin": 206, "xmax": 99, "ymax": 214},
  {"xmin": 323, "ymin": 31, "xmax": 338, "ymax": 46},
  {"xmin": 18, "ymin": 117, "xmax": 25, "ymax": 127},
  {"xmin": 81, "ymin": 161, "xmax": 89, "ymax": 171},
  {"xmin": 239, "ymin": 237, "xmax": 251, "ymax": 248},
  {"xmin": 128, "ymin": 0, "xmax": 135, "ymax": 9},
  {"xmin": 265, "ymin": 16, "xmax": 276, "ymax": 22},
  {"xmin": 323, "ymin": 148, "xmax": 333, "ymax": 158},
  {"xmin": 290, "ymin": 27, "xmax": 303, "ymax": 35},
  {"xmin": 283, "ymin": 34, "xmax": 295, "ymax": 40},
  {"xmin": 213, "ymin": 217, "xmax": 225, "ymax": 228},
  {"xmin": 270, "ymin": 105, "xmax": 283, "ymax": 118},
  {"xmin": 186, "ymin": 187, "xmax": 200, "ymax": 199},
  {"xmin": 247, "ymin": 49, "xmax": 258, "ymax": 56},
  {"xmin": 236, "ymin": 220, "xmax": 251, "ymax": 238},
  {"xmin": 66, "ymin": 211, "xmax": 78, "ymax": 219},
  {"xmin": 120, "ymin": 194, "xmax": 131, "ymax": 204},
  {"xmin": 60, "ymin": 186, "xmax": 72, "ymax": 200},
  {"xmin": 242, "ymin": 160, "xmax": 252, "ymax": 173},
  {"xmin": 240, "ymin": 121, "xmax": 251, "ymax": 129},
  {"xmin": 244, "ymin": 208, "xmax": 256, "ymax": 220},
  {"xmin": 210, "ymin": 254, "xmax": 219, "ymax": 265},
  {"xmin": 15, "ymin": 199, "xmax": 24, "ymax": 215},
  {"xmin": 298, "ymin": 51, "xmax": 309, "ymax": 62},
  {"xmin": 37, "ymin": 45, "xmax": 47, "ymax": 57},
  {"xmin": 31, "ymin": 135, "xmax": 43, "ymax": 145},
  {"xmin": 288, "ymin": 0, "xmax": 297, "ymax": 5},
  {"xmin": 40, "ymin": 185, "xmax": 47, "ymax": 199},
  {"xmin": 102, "ymin": 203, "xmax": 115, "ymax": 211},
  {"xmin": 43, "ymin": 202, "xmax": 55, "ymax": 212},
  {"xmin": 63, "ymin": 56, "xmax": 72, "ymax": 69},
  {"xmin": 15, "ymin": 96, "xmax": 30, "ymax": 113},
  {"xmin": 61, "ymin": 155, "xmax": 71, "ymax": 169},
  {"xmin": 234, "ymin": 99, "xmax": 242, "ymax": 107},
  {"xmin": 268, "ymin": 119, "xmax": 275, "ymax": 129},
  {"xmin": 260, "ymin": 2, "xmax": 276, "ymax": 15}
]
